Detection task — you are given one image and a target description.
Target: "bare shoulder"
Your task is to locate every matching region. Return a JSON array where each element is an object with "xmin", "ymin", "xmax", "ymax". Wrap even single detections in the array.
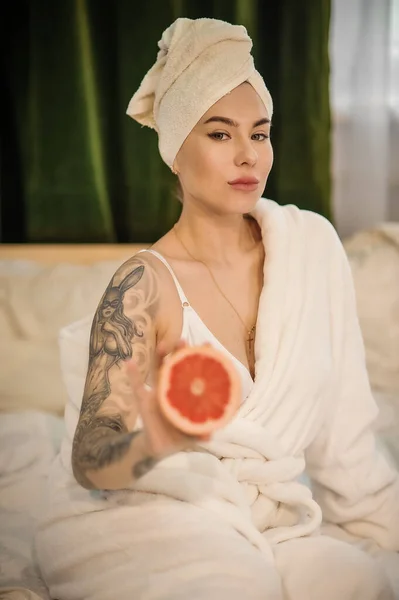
[
  {"xmin": 143, "ymin": 235, "xmax": 189, "ymax": 347},
  {"xmin": 121, "ymin": 247, "xmax": 182, "ymax": 308},
  {"xmin": 110, "ymin": 242, "xmax": 184, "ymax": 351},
  {"xmin": 103, "ymin": 252, "xmax": 161, "ymax": 333},
  {"xmin": 108, "ymin": 249, "xmax": 175, "ymax": 322},
  {"xmin": 111, "ymin": 250, "xmax": 162, "ymax": 286}
]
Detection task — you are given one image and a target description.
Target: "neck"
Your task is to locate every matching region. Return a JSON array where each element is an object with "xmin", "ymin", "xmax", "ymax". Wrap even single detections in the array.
[{"xmin": 175, "ymin": 203, "xmax": 258, "ymax": 266}]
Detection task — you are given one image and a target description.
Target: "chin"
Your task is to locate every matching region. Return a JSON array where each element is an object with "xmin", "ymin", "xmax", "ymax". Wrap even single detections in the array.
[
  {"xmin": 201, "ymin": 189, "xmax": 261, "ymax": 216},
  {"xmin": 230, "ymin": 192, "xmax": 262, "ymax": 211}
]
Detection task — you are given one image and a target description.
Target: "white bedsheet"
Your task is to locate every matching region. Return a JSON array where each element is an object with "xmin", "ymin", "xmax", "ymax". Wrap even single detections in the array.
[
  {"xmin": 0, "ymin": 391, "xmax": 398, "ymax": 600},
  {"xmin": 0, "ymin": 411, "xmax": 64, "ymax": 599}
]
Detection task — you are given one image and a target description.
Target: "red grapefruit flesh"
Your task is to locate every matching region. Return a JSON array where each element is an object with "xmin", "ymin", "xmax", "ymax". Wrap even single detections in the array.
[{"xmin": 158, "ymin": 345, "xmax": 241, "ymax": 436}]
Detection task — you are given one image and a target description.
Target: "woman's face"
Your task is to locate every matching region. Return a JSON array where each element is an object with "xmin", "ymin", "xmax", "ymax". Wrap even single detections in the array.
[
  {"xmin": 101, "ymin": 289, "xmax": 121, "ymax": 319},
  {"xmin": 174, "ymin": 82, "xmax": 273, "ymax": 215}
]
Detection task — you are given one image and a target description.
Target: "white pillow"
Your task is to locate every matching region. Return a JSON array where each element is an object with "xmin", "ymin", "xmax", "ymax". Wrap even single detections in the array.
[
  {"xmin": 0, "ymin": 259, "xmax": 126, "ymax": 415},
  {"xmin": 1, "ymin": 260, "xmax": 125, "ymax": 341},
  {"xmin": 58, "ymin": 314, "xmax": 93, "ymax": 472},
  {"xmin": 344, "ymin": 224, "xmax": 399, "ymax": 395},
  {"xmin": 0, "ymin": 339, "xmax": 68, "ymax": 415}
]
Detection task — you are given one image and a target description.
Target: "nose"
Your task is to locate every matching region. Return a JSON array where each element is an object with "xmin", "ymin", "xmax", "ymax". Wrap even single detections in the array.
[{"xmin": 234, "ymin": 137, "xmax": 258, "ymax": 168}]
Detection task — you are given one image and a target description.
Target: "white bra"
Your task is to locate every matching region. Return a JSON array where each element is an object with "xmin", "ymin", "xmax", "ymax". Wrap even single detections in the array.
[{"xmin": 137, "ymin": 248, "xmax": 254, "ymax": 401}]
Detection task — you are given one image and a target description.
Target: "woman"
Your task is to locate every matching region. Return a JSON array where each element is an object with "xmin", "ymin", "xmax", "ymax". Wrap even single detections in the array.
[{"xmin": 36, "ymin": 18, "xmax": 399, "ymax": 600}]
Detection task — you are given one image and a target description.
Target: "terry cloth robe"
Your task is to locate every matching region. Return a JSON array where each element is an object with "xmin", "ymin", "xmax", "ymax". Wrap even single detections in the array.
[{"xmin": 34, "ymin": 199, "xmax": 399, "ymax": 600}]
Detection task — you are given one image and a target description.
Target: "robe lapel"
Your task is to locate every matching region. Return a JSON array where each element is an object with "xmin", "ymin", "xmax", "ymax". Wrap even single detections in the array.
[{"xmin": 240, "ymin": 198, "xmax": 290, "ymax": 417}]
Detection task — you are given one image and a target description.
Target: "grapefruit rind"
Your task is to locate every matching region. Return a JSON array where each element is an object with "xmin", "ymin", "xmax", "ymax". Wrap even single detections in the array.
[{"xmin": 158, "ymin": 345, "xmax": 241, "ymax": 436}]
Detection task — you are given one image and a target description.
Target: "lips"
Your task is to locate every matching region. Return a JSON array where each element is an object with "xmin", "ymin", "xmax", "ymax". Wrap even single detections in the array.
[{"xmin": 228, "ymin": 177, "xmax": 260, "ymax": 192}]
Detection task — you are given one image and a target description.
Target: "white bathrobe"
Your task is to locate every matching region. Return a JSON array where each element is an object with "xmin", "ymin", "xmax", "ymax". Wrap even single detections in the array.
[{"xmin": 35, "ymin": 199, "xmax": 399, "ymax": 600}]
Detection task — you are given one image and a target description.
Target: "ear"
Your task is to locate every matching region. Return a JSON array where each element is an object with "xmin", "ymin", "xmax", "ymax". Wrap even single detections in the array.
[{"xmin": 119, "ymin": 265, "xmax": 145, "ymax": 295}]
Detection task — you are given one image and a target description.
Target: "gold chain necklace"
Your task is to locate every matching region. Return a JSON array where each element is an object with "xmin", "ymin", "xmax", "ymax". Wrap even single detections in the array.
[{"xmin": 173, "ymin": 224, "xmax": 257, "ymax": 368}]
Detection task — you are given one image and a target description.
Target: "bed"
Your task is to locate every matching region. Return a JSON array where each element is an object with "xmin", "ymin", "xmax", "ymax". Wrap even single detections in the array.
[
  {"xmin": 0, "ymin": 244, "xmax": 145, "ymax": 599},
  {"xmin": 0, "ymin": 232, "xmax": 398, "ymax": 599}
]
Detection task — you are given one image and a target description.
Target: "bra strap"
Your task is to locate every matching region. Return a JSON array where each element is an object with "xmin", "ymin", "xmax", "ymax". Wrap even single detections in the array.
[{"xmin": 136, "ymin": 249, "xmax": 190, "ymax": 307}]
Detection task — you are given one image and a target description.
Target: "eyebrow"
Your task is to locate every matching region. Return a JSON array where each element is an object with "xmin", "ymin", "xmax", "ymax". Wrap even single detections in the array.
[{"xmin": 203, "ymin": 116, "xmax": 270, "ymax": 128}]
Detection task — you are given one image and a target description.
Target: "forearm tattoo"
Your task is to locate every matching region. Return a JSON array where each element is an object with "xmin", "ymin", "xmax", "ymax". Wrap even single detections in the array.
[{"xmin": 72, "ymin": 258, "xmax": 160, "ymax": 489}]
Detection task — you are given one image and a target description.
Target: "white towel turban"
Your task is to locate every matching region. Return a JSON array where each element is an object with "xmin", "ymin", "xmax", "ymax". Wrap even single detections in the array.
[{"xmin": 126, "ymin": 17, "xmax": 273, "ymax": 168}]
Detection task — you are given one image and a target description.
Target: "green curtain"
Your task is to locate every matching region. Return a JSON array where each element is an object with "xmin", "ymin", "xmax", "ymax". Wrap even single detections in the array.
[
  {"xmin": 0, "ymin": 0, "xmax": 331, "ymax": 243},
  {"xmin": 255, "ymin": 0, "xmax": 332, "ymax": 218}
]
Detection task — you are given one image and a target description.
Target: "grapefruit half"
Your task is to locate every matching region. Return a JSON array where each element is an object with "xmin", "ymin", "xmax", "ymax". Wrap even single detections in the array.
[{"xmin": 158, "ymin": 345, "xmax": 241, "ymax": 436}]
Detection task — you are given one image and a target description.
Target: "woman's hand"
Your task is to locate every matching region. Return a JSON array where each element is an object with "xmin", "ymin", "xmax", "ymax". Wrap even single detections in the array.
[{"xmin": 126, "ymin": 340, "xmax": 210, "ymax": 462}]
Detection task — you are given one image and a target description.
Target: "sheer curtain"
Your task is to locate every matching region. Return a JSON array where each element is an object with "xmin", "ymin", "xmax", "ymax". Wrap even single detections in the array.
[{"xmin": 330, "ymin": 0, "xmax": 399, "ymax": 237}]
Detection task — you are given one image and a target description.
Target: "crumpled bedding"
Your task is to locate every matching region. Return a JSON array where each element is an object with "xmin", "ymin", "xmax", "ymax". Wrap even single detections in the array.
[
  {"xmin": 0, "ymin": 396, "xmax": 398, "ymax": 600},
  {"xmin": 0, "ymin": 411, "xmax": 64, "ymax": 600}
]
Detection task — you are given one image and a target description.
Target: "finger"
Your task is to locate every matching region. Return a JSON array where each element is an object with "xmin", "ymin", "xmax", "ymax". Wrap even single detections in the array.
[
  {"xmin": 155, "ymin": 338, "xmax": 187, "ymax": 373},
  {"xmin": 174, "ymin": 338, "xmax": 187, "ymax": 352},
  {"xmin": 154, "ymin": 341, "xmax": 169, "ymax": 372}
]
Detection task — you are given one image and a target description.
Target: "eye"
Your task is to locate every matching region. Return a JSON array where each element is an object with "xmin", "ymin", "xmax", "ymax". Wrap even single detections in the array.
[
  {"xmin": 252, "ymin": 133, "xmax": 269, "ymax": 141},
  {"xmin": 208, "ymin": 132, "xmax": 230, "ymax": 141}
]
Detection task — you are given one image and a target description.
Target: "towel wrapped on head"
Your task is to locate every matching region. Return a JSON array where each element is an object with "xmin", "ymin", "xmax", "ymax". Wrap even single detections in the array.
[{"xmin": 126, "ymin": 17, "xmax": 273, "ymax": 168}]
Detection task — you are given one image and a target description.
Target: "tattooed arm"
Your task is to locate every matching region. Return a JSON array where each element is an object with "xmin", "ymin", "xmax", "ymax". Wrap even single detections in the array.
[{"xmin": 71, "ymin": 256, "xmax": 161, "ymax": 490}]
